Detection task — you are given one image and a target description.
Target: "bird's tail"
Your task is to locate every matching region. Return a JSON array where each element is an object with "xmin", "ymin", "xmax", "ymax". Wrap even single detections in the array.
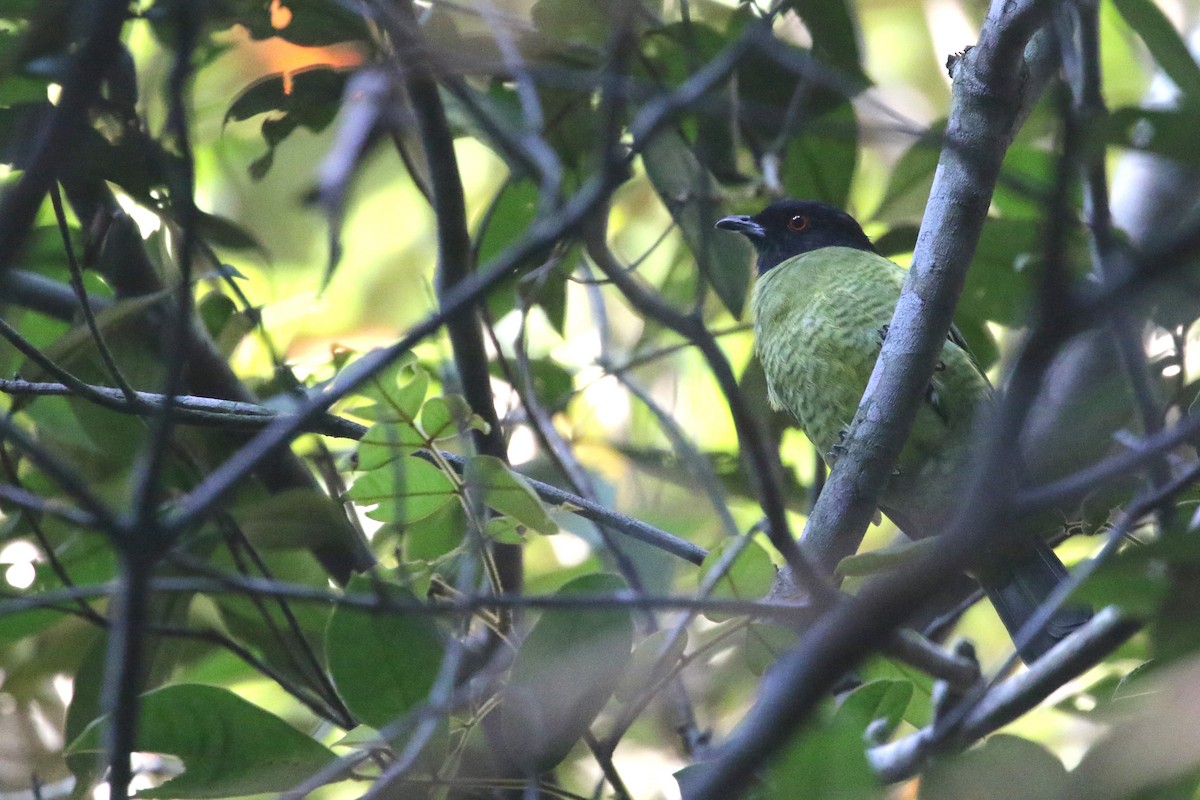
[{"xmin": 977, "ymin": 537, "xmax": 1091, "ymax": 664}]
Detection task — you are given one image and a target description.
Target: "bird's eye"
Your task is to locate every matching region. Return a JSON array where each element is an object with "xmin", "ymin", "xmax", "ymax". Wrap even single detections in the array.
[{"xmin": 787, "ymin": 215, "xmax": 809, "ymax": 232}]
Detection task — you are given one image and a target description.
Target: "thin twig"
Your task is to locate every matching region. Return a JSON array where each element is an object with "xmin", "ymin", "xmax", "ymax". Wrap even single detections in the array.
[{"xmin": 48, "ymin": 183, "xmax": 137, "ymax": 401}]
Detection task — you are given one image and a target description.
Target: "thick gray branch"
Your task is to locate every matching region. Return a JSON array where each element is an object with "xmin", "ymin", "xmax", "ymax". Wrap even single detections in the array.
[{"xmin": 800, "ymin": 2, "xmax": 1049, "ymax": 571}]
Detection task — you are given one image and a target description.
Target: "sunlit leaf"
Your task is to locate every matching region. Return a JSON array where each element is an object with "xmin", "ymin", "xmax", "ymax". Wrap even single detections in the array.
[
  {"xmin": 68, "ymin": 684, "xmax": 336, "ymax": 798},
  {"xmin": 1111, "ymin": 0, "xmax": 1200, "ymax": 102},
  {"xmin": 348, "ymin": 457, "xmax": 458, "ymax": 524},
  {"xmin": 484, "ymin": 515, "xmax": 528, "ymax": 545},
  {"xmin": 354, "ymin": 422, "xmax": 427, "ymax": 470},
  {"xmin": 421, "ymin": 394, "xmax": 487, "ymax": 440},
  {"xmin": 349, "ymin": 356, "xmax": 429, "ymax": 423},
  {"xmin": 463, "ymin": 455, "xmax": 557, "ymax": 536}
]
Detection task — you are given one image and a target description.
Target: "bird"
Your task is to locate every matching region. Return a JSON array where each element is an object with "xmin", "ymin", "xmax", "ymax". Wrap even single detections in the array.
[{"xmin": 715, "ymin": 198, "xmax": 1089, "ymax": 663}]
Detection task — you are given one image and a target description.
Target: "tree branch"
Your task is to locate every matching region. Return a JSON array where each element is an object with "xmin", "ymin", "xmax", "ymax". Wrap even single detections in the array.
[{"xmin": 799, "ymin": 0, "xmax": 1053, "ymax": 570}]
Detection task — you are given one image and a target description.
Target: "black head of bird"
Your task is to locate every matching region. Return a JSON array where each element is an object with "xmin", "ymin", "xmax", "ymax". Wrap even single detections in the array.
[{"xmin": 715, "ymin": 199, "xmax": 876, "ymax": 274}]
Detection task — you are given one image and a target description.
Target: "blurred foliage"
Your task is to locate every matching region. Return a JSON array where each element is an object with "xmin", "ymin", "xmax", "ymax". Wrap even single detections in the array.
[{"xmin": 0, "ymin": 0, "xmax": 1200, "ymax": 798}]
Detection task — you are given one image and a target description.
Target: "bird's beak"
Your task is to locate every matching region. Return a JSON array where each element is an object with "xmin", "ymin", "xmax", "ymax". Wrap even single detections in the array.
[{"xmin": 714, "ymin": 215, "xmax": 765, "ymax": 238}]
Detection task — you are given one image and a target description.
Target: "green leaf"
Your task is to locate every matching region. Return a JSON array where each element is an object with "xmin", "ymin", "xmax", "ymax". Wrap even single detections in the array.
[
  {"xmin": 780, "ymin": 101, "xmax": 858, "ymax": 208},
  {"xmin": 1073, "ymin": 539, "xmax": 1172, "ymax": 616},
  {"xmin": 744, "ymin": 622, "xmax": 799, "ymax": 676},
  {"xmin": 354, "ymin": 422, "xmax": 427, "ymax": 469},
  {"xmin": 421, "ymin": 394, "xmax": 488, "ymax": 440},
  {"xmin": 350, "ymin": 357, "xmax": 429, "ymax": 423},
  {"xmin": 751, "ymin": 681, "xmax": 894, "ymax": 800},
  {"xmin": 495, "ymin": 573, "xmax": 634, "ymax": 772},
  {"xmin": 491, "ymin": 357, "xmax": 576, "ymax": 414},
  {"xmin": 229, "ymin": 488, "xmax": 356, "ymax": 551},
  {"xmin": 347, "ymin": 457, "xmax": 458, "ymax": 524},
  {"xmin": 476, "ymin": 179, "xmax": 572, "ymax": 332},
  {"xmin": 874, "ymin": 123, "xmax": 944, "ymax": 222},
  {"xmin": 402, "ymin": 501, "xmax": 467, "ymax": 562},
  {"xmin": 615, "ymin": 628, "xmax": 688, "ymax": 702},
  {"xmin": 700, "ymin": 538, "xmax": 774, "ymax": 621},
  {"xmin": 194, "ymin": 209, "xmax": 269, "ymax": 254},
  {"xmin": 1111, "ymin": 0, "xmax": 1200, "ymax": 102},
  {"xmin": 965, "ymin": 217, "xmax": 1044, "ymax": 326},
  {"xmin": 484, "ymin": 515, "xmax": 528, "ymax": 545},
  {"xmin": 1105, "ymin": 106, "xmax": 1200, "ymax": 164},
  {"xmin": 463, "ymin": 455, "xmax": 557, "ymax": 535},
  {"xmin": 225, "ymin": 68, "xmax": 349, "ymax": 178},
  {"xmin": 640, "ymin": 23, "xmax": 744, "ymax": 183},
  {"xmin": 781, "ymin": 0, "xmax": 864, "ymax": 76},
  {"xmin": 923, "ymin": 734, "xmax": 1067, "ymax": 800},
  {"xmin": 194, "ymin": 0, "xmax": 368, "ymax": 47},
  {"xmin": 845, "ymin": 679, "xmax": 912, "ymax": 741},
  {"xmin": 68, "ymin": 684, "xmax": 336, "ymax": 798},
  {"xmin": 859, "ymin": 655, "xmax": 935, "ymax": 728},
  {"xmin": 641, "ymin": 128, "xmax": 753, "ymax": 317},
  {"xmin": 326, "ymin": 577, "xmax": 445, "ymax": 729},
  {"xmin": 835, "ymin": 537, "xmax": 937, "ymax": 578}
]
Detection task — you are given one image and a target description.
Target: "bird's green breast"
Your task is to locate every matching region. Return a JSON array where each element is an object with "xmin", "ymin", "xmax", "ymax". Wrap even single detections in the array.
[
  {"xmin": 752, "ymin": 247, "xmax": 905, "ymax": 457},
  {"xmin": 751, "ymin": 247, "xmax": 991, "ymax": 532}
]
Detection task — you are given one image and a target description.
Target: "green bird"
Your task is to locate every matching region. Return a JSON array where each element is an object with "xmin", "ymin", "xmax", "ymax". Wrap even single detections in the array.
[{"xmin": 716, "ymin": 199, "xmax": 1089, "ymax": 663}]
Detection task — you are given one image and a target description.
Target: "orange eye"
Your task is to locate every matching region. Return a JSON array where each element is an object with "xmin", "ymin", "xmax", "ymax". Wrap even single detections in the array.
[{"xmin": 787, "ymin": 215, "xmax": 809, "ymax": 232}]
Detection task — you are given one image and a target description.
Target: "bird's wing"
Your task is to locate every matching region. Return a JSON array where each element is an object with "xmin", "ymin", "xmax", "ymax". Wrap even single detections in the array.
[{"xmin": 947, "ymin": 322, "xmax": 994, "ymax": 390}]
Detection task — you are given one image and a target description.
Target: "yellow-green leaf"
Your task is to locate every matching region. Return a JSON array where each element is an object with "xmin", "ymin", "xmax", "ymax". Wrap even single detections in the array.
[
  {"xmin": 463, "ymin": 455, "xmax": 556, "ymax": 535},
  {"xmin": 347, "ymin": 458, "xmax": 457, "ymax": 523}
]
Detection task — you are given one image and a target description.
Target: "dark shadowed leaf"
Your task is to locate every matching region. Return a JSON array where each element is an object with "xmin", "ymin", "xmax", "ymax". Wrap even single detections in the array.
[
  {"xmin": 229, "ymin": 488, "xmax": 356, "ymax": 551},
  {"xmin": 781, "ymin": 0, "xmax": 864, "ymax": 76},
  {"xmin": 1105, "ymin": 106, "xmax": 1200, "ymax": 164},
  {"xmin": 781, "ymin": 101, "xmax": 858, "ymax": 207},
  {"xmin": 183, "ymin": 0, "xmax": 367, "ymax": 46},
  {"xmin": 225, "ymin": 68, "xmax": 350, "ymax": 178},
  {"xmin": 495, "ymin": 573, "xmax": 634, "ymax": 772},
  {"xmin": 874, "ymin": 123, "xmax": 944, "ymax": 222},
  {"xmin": 642, "ymin": 129, "xmax": 753, "ymax": 316}
]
